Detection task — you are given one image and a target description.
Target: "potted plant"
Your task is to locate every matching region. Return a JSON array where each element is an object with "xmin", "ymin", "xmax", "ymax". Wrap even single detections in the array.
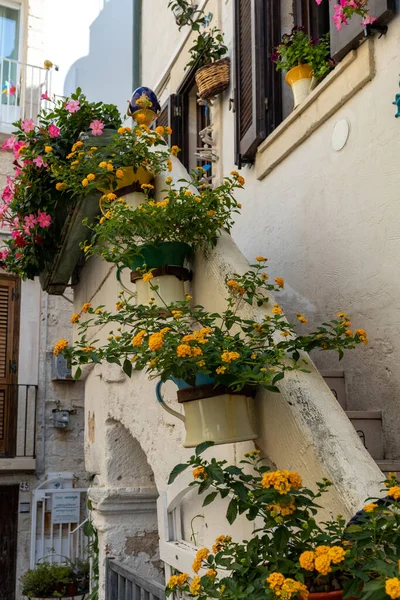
[
  {"xmin": 83, "ymin": 170, "xmax": 243, "ymax": 305},
  {"xmin": 58, "ymin": 258, "xmax": 367, "ymax": 446},
  {"xmin": 314, "ymin": 0, "xmax": 377, "ymax": 31},
  {"xmin": 0, "ymin": 89, "xmax": 170, "ymax": 292},
  {"xmin": 272, "ymin": 28, "xmax": 332, "ymax": 108},
  {"xmin": 20, "ymin": 560, "xmax": 90, "ymax": 598},
  {"xmin": 166, "ymin": 444, "xmax": 400, "ymax": 599},
  {"xmin": 168, "ymin": 1, "xmax": 230, "ymax": 99}
]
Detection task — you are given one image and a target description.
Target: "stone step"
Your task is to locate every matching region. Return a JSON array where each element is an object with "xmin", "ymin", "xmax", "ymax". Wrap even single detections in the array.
[
  {"xmin": 376, "ymin": 459, "xmax": 400, "ymax": 477},
  {"xmin": 321, "ymin": 370, "xmax": 347, "ymax": 409},
  {"xmin": 345, "ymin": 410, "xmax": 384, "ymax": 460}
]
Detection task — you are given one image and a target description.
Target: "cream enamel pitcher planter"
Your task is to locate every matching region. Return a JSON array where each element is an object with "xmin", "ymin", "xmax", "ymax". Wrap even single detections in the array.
[{"xmin": 156, "ymin": 376, "xmax": 257, "ymax": 447}]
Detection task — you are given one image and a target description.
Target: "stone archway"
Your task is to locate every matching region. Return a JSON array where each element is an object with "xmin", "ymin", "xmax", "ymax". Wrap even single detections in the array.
[{"xmin": 89, "ymin": 419, "xmax": 163, "ymax": 599}]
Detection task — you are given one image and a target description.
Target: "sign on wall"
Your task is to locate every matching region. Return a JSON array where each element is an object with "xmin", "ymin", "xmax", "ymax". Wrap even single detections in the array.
[{"xmin": 52, "ymin": 492, "xmax": 80, "ymax": 524}]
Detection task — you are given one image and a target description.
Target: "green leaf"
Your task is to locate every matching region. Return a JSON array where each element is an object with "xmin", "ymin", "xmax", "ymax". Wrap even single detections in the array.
[
  {"xmin": 203, "ymin": 492, "xmax": 218, "ymax": 507},
  {"xmin": 122, "ymin": 359, "xmax": 132, "ymax": 377},
  {"xmin": 226, "ymin": 499, "xmax": 238, "ymax": 524},
  {"xmin": 195, "ymin": 441, "xmax": 215, "ymax": 456},
  {"xmin": 273, "ymin": 526, "xmax": 290, "ymax": 552},
  {"xmin": 74, "ymin": 366, "xmax": 82, "ymax": 380},
  {"xmin": 168, "ymin": 463, "xmax": 189, "ymax": 484}
]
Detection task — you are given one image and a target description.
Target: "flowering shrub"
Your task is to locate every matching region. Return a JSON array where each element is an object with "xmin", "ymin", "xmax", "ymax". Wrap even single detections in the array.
[
  {"xmin": 58, "ymin": 258, "xmax": 366, "ymax": 386},
  {"xmin": 272, "ymin": 28, "xmax": 332, "ymax": 82},
  {"xmin": 0, "ymin": 89, "xmax": 170, "ymax": 279},
  {"xmin": 315, "ymin": 0, "xmax": 376, "ymax": 30},
  {"xmin": 82, "ymin": 170, "xmax": 243, "ymax": 265},
  {"xmin": 165, "ymin": 444, "xmax": 400, "ymax": 599}
]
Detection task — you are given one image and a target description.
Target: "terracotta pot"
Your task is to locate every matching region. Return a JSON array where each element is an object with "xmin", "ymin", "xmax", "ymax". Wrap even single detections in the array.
[
  {"xmin": 285, "ymin": 64, "xmax": 314, "ymax": 108},
  {"xmin": 156, "ymin": 376, "xmax": 258, "ymax": 447}
]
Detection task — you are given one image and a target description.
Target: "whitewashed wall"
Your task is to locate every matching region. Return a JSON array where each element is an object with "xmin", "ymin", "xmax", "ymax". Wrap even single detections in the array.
[{"xmin": 139, "ymin": 0, "xmax": 400, "ymax": 460}]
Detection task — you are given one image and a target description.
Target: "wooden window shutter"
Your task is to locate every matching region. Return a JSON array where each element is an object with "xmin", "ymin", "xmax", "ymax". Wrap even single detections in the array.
[
  {"xmin": 330, "ymin": 0, "xmax": 395, "ymax": 62},
  {"xmin": 234, "ymin": 0, "xmax": 267, "ymax": 166},
  {"xmin": 294, "ymin": 0, "xmax": 330, "ymax": 38},
  {"xmin": 153, "ymin": 95, "xmax": 184, "ymax": 150},
  {"xmin": 0, "ymin": 276, "xmax": 20, "ymax": 457}
]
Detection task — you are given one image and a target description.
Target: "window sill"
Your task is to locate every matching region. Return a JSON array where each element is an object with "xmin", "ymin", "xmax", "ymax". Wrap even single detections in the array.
[{"xmin": 255, "ymin": 38, "xmax": 375, "ymax": 181}]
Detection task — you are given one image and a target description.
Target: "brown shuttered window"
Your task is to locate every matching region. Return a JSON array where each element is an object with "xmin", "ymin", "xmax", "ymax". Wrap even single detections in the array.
[
  {"xmin": 234, "ymin": 0, "xmax": 281, "ymax": 166},
  {"xmin": 0, "ymin": 276, "xmax": 20, "ymax": 457},
  {"xmin": 330, "ymin": 0, "xmax": 395, "ymax": 62},
  {"xmin": 294, "ymin": 0, "xmax": 330, "ymax": 39}
]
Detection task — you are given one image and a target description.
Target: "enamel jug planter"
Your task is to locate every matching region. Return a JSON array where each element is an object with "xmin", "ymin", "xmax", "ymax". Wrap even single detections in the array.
[
  {"xmin": 285, "ymin": 64, "xmax": 314, "ymax": 108},
  {"xmin": 129, "ymin": 242, "xmax": 192, "ymax": 307},
  {"xmin": 156, "ymin": 375, "xmax": 258, "ymax": 447}
]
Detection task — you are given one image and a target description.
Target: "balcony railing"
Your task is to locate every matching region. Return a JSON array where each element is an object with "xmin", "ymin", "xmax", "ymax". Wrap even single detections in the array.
[
  {"xmin": 0, "ymin": 57, "xmax": 52, "ymax": 134},
  {"xmin": 106, "ymin": 559, "xmax": 165, "ymax": 600},
  {"xmin": 0, "ymin": 384, "xmax": 38, "ymax": 459}
]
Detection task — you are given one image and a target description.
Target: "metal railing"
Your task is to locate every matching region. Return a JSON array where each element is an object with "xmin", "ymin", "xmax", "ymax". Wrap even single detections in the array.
[
  {"xmin": 0, "ymin": 384, "xmax": 38, "ymax": 459},
  {"xmin": 106, "ymin": 559, "xmax": 165, "ymax": 600},
  {"xmin": 0, "ymin": 57, "xmax": 52, "ymax": 133}
]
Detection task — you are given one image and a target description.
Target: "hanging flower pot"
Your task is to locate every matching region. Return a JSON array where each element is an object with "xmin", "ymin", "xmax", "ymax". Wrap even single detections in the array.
[
  {"xmin": 285, "ymin": 64, "xmax": 314, "ymax": 108},
  {"xmin": 309, "ymin": 593, "xmax": 357, "ymax": 600},
  {"xmin": 130, "ymin": 242, "xmax": 192, "ymax": 306},
  {"xmin": 156, "ymin": 375, "xmax": 258, "ymax": 447},
  {"xmin": 195, "ymin": 57, "xmax": 231, "ymax": 100}
]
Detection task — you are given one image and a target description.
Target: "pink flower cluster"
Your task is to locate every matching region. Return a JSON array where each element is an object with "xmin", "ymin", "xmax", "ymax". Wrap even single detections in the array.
[{"xmin": 315, "ymin": 0, "xmax": 376, "ymax": 30}]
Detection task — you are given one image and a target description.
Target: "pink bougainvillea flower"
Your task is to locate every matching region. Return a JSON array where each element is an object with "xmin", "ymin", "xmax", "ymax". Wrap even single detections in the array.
[
  {"xmin": 13, "ymin": 141, "xmax": 25, "ymax": 159},
  {"xmin": 90, "ymin": 119, "xmax": 105, "ymax": 136},
  {"xmin": 1, "ymin": 135, "xmax": 16, "ymax": 151},
  {"xmin": 361, "ymin": 14, "xmax": 377, "ymax": 24},
  {"xmin": 65, "ymin": 100, "xmax": 80, "ymax": 113},
  {"xmin": 48, "ymin": 124, "xmax": 60, "ymax": 138},
  {"xmin": 24, "ymin": 214, "xmax": 37, "ymax": 230},
  {"xmin": 1, "ymin": 186, "xmax": 14, "ymax": 204},
  {"xmin": 41, "ymin": 90, "xmax": 51, "ymax": 101},
  {"xmin": 21, "ymin": 118, "xmax": 35, "ymax": 133},
  {"xmin": 14, "ymin": 166, "xmax": 22, "ymax": 177},
  {"xmin": 36, "ymin": 211, "xmax": 51, "ymax": 228},
  {"xmin": 33, "ymin": 155, "xmax": 47, "ymax": 169},
  {"xmin": 0, "ymin": 248, "xmax": 9, "ymax": 260}
]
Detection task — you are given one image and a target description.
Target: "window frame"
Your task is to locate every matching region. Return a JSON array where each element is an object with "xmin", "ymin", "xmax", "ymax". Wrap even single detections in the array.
[{"xmin": 0, "ymin": 0, "xmax": 23, "ymax": 63}]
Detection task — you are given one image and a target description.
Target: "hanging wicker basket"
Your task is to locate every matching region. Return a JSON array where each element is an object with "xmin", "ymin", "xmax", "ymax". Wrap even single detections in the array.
[{"xmin": 195, "ymin": 57, "xmax": 231, "ymax": 100}]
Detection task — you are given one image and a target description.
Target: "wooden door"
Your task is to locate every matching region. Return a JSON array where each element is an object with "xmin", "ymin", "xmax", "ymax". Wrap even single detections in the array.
[
  {"xmin": 0, "ymin": 277, "xmax": 20, "ymax": 457},
  {"xmin": 0, "ymin": 485, "xmax": 19, "ymax": 600}
]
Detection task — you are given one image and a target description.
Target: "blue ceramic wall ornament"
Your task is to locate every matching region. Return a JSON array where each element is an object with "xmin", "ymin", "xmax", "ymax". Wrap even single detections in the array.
[
  {"xmin": 127, "ymin": 87, "xmax": 161, "ymax": 126},
  {"xmin": 393, "ymin": 78, "xmax": 400, "ymax": 118}
]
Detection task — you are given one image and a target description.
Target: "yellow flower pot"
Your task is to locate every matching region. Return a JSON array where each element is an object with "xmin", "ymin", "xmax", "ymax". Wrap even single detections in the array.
[
  {"xmin": 285, "ymin": 64, "xmax": 313, "ymax": 108},
  {"xmin": 156, "ymin": 381, "xmax": 258, "ymax": 447},
  {"xmin": 98, "ymin": 166, "xmax": 154, "ymax": 213}
]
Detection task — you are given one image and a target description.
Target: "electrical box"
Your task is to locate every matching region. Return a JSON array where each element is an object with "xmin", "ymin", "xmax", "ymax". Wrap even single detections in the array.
[
  {"xmin": 52, "ymin": 355, "xmax": 73, "ymax": 381},
  {"xmin": 53, "ymin": 409, "xmax": 70, "ymax": 429}
]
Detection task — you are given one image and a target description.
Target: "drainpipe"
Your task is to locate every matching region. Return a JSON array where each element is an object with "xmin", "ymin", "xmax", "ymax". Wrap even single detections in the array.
[{"xmin": 132, "ymin": 0, "xmax": 142, "ymax": 89}]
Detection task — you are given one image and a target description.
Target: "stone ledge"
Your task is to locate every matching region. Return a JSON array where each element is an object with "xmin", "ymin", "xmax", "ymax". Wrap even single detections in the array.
[
  {"xmin": 89, "ymin": 486, "xmax": 159, "ymax": 514},
  {"xmin": 0, "ymin": 457, "xmax": 36, "ymax": 471},
  {"xmin": 255, "ymin": 38, "xmax": 375, "ymax": 180}
]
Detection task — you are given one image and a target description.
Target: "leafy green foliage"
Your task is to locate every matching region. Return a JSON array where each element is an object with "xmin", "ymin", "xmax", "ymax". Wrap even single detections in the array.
[
  {"xmin": 20, "ymin": 560, "xmax": 90, "ymax": 598},
  {"xmin": 272, "ymin": 27, "xmax": 333, "ymax": 82},
  {"xmin": 63, "ymin": 259, "xmax": 366, "ymax": 392},
  {"xmin": 168, "ymin": 0, "xmax": 227, "ymax": 68},
  {"xmin": 165, "ymin": 450, "xmax": 400, "ymax": 599}
]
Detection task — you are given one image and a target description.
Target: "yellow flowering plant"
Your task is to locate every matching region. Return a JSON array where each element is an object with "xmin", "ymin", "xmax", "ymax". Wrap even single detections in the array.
[
  {"xmin": 57, "ymin": 258, "xmax": 366, "ymax": 387},
  {"xmin": 81, "ymin": 170, "xmax": 243, "ymax": 266},
  {"xmin": 166, "ymin": 444, "xmax": 400, "ymax": 600}
]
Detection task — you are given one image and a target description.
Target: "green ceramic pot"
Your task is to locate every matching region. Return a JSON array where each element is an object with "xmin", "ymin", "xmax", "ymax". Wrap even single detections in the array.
[{"xmin": 128, "ymin": 242, "xmax": 192, "ymax": 270}]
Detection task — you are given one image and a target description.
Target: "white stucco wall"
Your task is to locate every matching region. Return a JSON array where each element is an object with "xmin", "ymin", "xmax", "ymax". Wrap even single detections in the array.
[{"xmin": 139, "ymin": 1, "xmax": 400, "ymax": 460}]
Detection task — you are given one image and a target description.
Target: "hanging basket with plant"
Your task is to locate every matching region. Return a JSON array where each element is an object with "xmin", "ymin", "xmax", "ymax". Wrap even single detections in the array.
[
  {"xmin": 168, "ymin": 1, "xmax": 230, "ymax": 99},
  {"xmin": 57, "ymin": 257, "xmax": 367, "ymax": 446}
]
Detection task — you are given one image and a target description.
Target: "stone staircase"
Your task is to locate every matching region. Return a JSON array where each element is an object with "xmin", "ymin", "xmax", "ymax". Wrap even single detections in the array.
[{"xmin": 322, "ymin": 371, "xmax": 400, "ymax": 477}]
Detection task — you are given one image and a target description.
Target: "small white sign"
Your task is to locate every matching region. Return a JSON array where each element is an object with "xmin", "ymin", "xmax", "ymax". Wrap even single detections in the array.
[{"xmin": 52, "ymin": 492, "xmax": 80, "ymax": 524}]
